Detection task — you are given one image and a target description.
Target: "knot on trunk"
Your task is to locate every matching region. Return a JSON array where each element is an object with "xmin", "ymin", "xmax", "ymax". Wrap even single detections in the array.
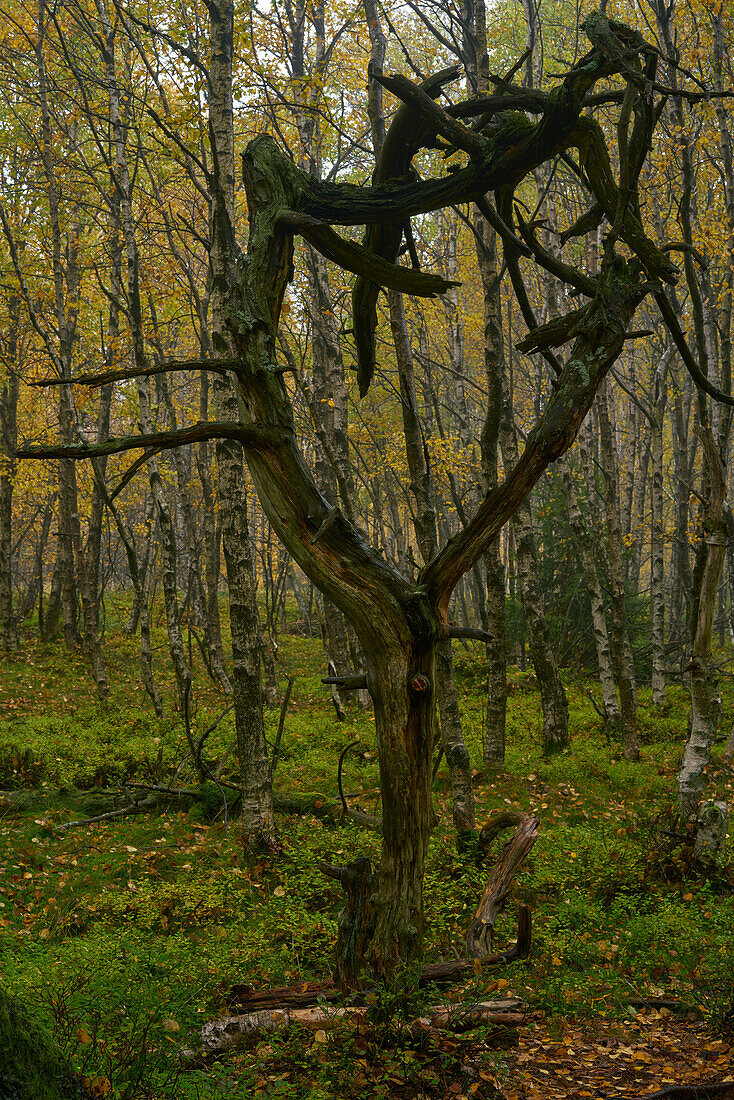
[{"xmin": 409, "ymin": 673, "xmax": 431, "ymax": 697}]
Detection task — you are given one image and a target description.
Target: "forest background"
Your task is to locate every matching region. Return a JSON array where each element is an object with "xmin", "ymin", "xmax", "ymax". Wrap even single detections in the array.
[{"xmin": 0, "ymin": 0, "xmax": 733, "ymax": 1095}]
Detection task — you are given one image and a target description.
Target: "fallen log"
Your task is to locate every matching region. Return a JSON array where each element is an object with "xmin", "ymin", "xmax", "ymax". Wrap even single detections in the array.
[
  {"xmin": 625, "ymin": 995, "xmax": 702, "ymax": 1017},
  {"xmin": 184, "ymin": 999, "xmax": 525, "ymax": 1062},
  {"xmin": 54, "ymin": 796, "xmax": 158, "ymax": 830},
  {"xmin": 619, "ymin": 1083, "xmax": 734, "ymax": 1100},
  {"xmin": 227, "ymin": 979, "xmax": 339, "ymax": 1011}
]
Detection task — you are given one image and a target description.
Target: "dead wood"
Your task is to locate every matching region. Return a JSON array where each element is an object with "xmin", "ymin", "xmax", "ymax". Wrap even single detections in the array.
[
  {"xmin": 54, "ymin": 796, "xmax": 158, "ymax": 829},
  {"xmin": 322, "ymin": 674, "xmax": 369, "ymax": 691},
  {"xmin": 270, "ymin": 675, "xmax": 294, "ymax": 777},
  {"xmin": 468, "ymin": 814, "xmax": 539, "ymax": 958},
  {"xmin": 227, "ymin": 980, "xmax": 339, "ymax": 1011},
  {"xmin": 227, "ymin": 911, "xmax": 531, "ymax": 1013},
  {"xmin": 476, "ymin": 810, "xmax": 527, "ymax": 861},
  {"xmin": 618, "ymin": 1083, "xmax": 734, "ymax": 1100},
  {"xmin": 272, "ymin": 792, "xmax": 345, "ymax": 823},
  {"xmin": 625, "ymin": 996, "xmax": 702, "ymax": 1016},
  {"xmin": 337, "ymin": 743, "xmax": 382, "ymax": 832},
  {"xmin": 320, "ymin": 857, "xmax": 376, "ymax": 989},
  {"xmin": 186, "ymin": 999, "xmax": 525, "ymax": 1062}
]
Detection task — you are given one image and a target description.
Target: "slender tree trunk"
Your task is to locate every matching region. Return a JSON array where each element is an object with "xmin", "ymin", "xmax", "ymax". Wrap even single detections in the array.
[
  {"xmin": 627, "ymin": 419, "xmax": 651, "ymax": 599},
  {"xmin": 57, "ymin": 380, "xmax": 109, "ymax": 701},
  {"xmin": 597, "ymin": 383, "xmax": 639, "ymax": 760},
  {"xmin": 138, "ymin": 500, "xmax": 164, "ymax": 717},
  {"xmin": 43, "ymin": 542, "xmax": 62, "ymax": 641},
  {"xmin": 669, "ymin": 378, "xmax": 694, "ymax": 652},
  {"xmin": 678, "ymin": 426, "xmax": 727, "ymax": 822},
  {"xmin": 562, "ymin": 457, "xmax": 620, "ymax": 726},
  {"xmin": 0, "ymin": 364, "xmax": 19, "ymax": 650},
  {"xmin": 85, "ymin": 382, "xmax": 112, "ymax": 630},
  {"xmin": 197, "ymin": 371, "xmax": 232, "ymax": 693},
  {"xmin": 650, "ymin": 356, "xmax": 669, "ymax": 705},
  {"xmin": 209, "ymin": 0, "xmax": 275, "ymax": 847}
]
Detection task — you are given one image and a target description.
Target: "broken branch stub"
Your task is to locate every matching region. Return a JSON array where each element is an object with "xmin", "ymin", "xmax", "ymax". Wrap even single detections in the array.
[{"xmin": 468, "ymin": 814, "xmax": 539, "ymax": 959}]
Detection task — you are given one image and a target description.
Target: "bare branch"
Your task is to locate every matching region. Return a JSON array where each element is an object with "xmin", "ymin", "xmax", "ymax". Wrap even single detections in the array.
[
  {"xmin": 28, "ymin": 359, "xmax": 242, "ymax": 389},
  {"xmin": 17, "ymin": 421, "xmax": 276, "ymax": 461},
  {"xmin": 280, "ymin": 213, "xmax": 458, "ymax": 297},
  {"xmin": 446, "ymin": 626, "xmax": 495, "ymax": 644},
  {"xmin": 373, "ymin": 71, "xmax": 484, "ymax": 159},
  {"xmin": 655, "ymin": 292, "xmax": 734, "ymax": 407}
]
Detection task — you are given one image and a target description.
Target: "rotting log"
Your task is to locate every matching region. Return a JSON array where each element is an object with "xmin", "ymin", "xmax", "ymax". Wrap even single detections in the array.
[
  {"xmin": 183, "ymin": 999, "xmax": 525, "ymax": 1063},
  {"xmin": 625, "ymin": 996, "xmax": 702, "ymax": 1017},
  {"xmin": 227, "ymin": 979, "xmax": 340, "ymax": 1011},
  {"xmin": 620, "ymin": 1085, "xmax": 734, "ymax": 1100}
]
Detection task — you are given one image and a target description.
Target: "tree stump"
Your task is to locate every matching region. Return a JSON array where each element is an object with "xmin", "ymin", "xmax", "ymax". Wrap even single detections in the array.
[{"xmin": 320, "ymin": 857, "xmax": 375, "ymax": 990}]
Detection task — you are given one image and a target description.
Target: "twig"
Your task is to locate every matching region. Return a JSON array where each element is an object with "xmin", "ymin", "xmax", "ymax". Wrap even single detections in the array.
[
  {"xmin": 55, "ymin": 797, "xmax": 157, "ymax": 830},
  {"xmin": 195, "ymin": 703, "xmax": 235, "ymax": 761},
  {"xmin": 337, "ymin": 743, "xmax": 382, "ymax": 832},
  {"xmin": 270, "ymin": 675, "xmax": 294, "ymax": 777}
]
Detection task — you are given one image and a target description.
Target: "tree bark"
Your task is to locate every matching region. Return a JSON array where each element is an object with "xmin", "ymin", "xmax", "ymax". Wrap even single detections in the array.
[
  {"xmin": 650, "ymin": 354, "xmax": 669, "ymax": 705},
  {"xmin": 209, "ymin": 0, "xmax": 276, "ymax": 848},
  {"xmin": 561, "ymin": 456, "xmax": 620, "ymax": 726},
  {"xmin": 678, "ymin": 425, "xmax": 727, "ymax": 822},
  {"xmin": 0, "ymin": 359, "xmax": 18, "ymax": 651},
  {"xmin": 596, "ymin": 383, "xmax": 639, "ymax": 760}
]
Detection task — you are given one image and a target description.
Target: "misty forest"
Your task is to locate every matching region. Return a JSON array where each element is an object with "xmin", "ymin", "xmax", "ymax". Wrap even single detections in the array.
[{"xmin": 0, "ymin": 0, "xmax": 733, "ymax": 1096}]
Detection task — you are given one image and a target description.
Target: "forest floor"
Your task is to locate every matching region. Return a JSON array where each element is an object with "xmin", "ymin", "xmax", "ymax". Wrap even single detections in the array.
[{"xmin": 0, "ymin": 610, "xmax": 732, "ymax": 1099}]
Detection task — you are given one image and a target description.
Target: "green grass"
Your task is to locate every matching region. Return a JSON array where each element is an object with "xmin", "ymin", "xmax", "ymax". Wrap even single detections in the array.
[{"xmin": 0, "ymin": 610, "xmax": 732, "ymax": 1097}]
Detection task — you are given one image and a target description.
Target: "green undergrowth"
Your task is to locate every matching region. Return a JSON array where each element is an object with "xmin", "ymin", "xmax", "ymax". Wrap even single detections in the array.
[{"xmin": 0, "ymin": 614, "xmax": 732, "ymax": 1097}]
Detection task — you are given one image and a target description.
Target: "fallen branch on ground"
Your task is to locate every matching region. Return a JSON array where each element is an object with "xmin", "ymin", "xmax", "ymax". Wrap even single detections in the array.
[
  {"xmin": 625, "ymin": 995, "xmax": 702, "ymax": 1016},
  {"xmin": 616, "ymin": 1083, "xmax": 734, "ymax": 1100},
  {"xmin": 54, "ymin": 796, "xmax": 158, "ymax": 829}
]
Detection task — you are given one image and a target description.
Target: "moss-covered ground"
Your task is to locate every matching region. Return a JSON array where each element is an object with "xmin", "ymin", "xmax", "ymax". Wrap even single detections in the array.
[{"xmin": 0, "ymin": 611, "xmax": 732, "ymax": 1098}]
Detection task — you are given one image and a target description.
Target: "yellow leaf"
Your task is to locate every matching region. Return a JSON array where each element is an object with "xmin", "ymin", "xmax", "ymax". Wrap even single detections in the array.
[{"xmin": 162, "ymin": 1019, "xmax": 180, "ymax": 1032}]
